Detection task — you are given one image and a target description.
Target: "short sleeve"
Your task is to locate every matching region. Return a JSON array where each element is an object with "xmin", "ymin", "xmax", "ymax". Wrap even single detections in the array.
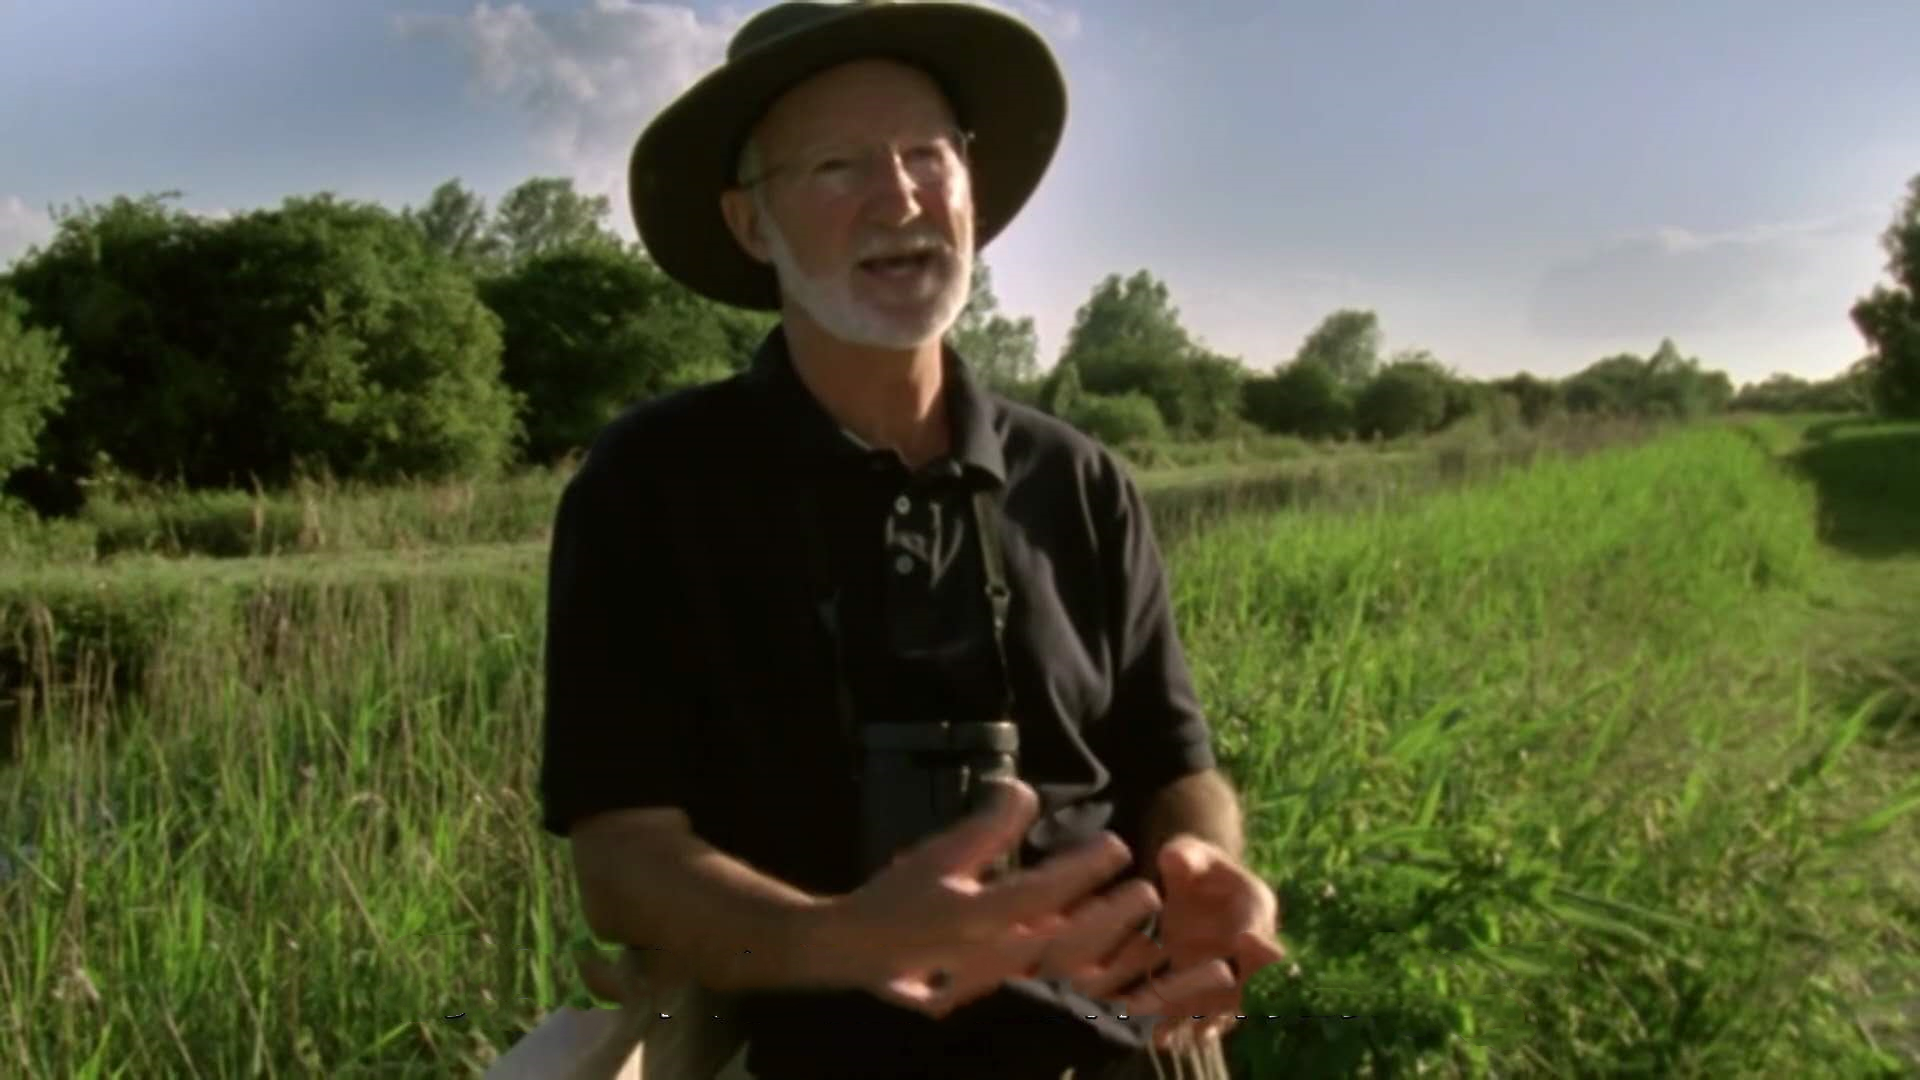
[
  {"xmin": 1099, "ymin": 463, "xmax": 1217, "ymax": 847},
  {"xmin": 538, "ymin": 456, "xmax": 698, "ymax": 837}
]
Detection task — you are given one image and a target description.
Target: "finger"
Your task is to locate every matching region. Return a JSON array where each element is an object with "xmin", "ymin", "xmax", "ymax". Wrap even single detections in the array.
[
  {"xmin": 913, "ymin": 922, "xmax": 1060, "ymax": 1017},
  {"xmin": 1118, "ymin": 958, "xmax": 1235, "ymax": 1021},
  {"xmin": 904, "ymin": 780, "xmax": 1041, "ymax": 879},
  {"xmin": 1037, "ymin": 879, "xmax": 1160, "ymax": 978},
  {"xmin": 1232, "ymin": 929, "xmax": 1289, "ymax": 976},
  {"xmin": 1070, "ymin": 931, "xmax": 1164, "ymax": 1001},
  {"xmin": 1156, "ymin": 836, "xmax": 1218, "ymax": 888},
  {"xmin": 974, "ymin": 832, "xmax": 1132, "ymax": 930}
]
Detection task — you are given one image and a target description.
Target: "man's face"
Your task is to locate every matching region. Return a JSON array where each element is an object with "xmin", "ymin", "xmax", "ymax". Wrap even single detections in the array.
[{"xmin": 729, "ymin": 59, "xmax": 975, "ymax": 350}]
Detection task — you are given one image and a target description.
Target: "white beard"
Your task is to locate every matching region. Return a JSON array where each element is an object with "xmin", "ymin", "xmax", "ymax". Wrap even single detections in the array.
[{"xmin": 759, "ymin": 209, "xmax": 974, "ymax": 350}]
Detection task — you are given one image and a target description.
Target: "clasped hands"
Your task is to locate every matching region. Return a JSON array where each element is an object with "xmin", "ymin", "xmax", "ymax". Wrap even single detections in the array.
[
  {"xmin": 847, "ymin": 781, "xmax": 1286, "ymax": 1051},
  {"xmin": 1020, "ymin": 832, "xmax": 1287, "ymax": 1049}
]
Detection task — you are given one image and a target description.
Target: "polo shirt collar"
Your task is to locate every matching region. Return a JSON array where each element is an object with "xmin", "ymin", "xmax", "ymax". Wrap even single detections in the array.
[{"xmin": 745, "ymin": 325, "xmax": 1007, "ymax": 486}]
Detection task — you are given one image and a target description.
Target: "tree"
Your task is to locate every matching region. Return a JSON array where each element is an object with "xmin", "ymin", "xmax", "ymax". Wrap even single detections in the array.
[
  {"xmin": 481, "ymin": 245, "xmax": 745, "ymax": 463},
  {"xmin": 402, "ymin": 179, "xmax": 502, "ymax": 272},
  {"xmin": 1038, "ymin": 356, "xmax": 1083, "ymax": 417},
  {"xmin": 1849, "ymin": 172, "xmax": 1920, "ymax": 418},
  {"xmin": 3, "ymin": 191, "xmax": 523, "ymax": 500},
  {"xmin": 1059, "ymin": 270, "xmax": 1191, "ymax": 361},
  {"xmin": 1353, "ymin": 358, "xmax": 1449, "ymax": 439},
  {"xmin": 1491, "ymin": 373, "xmax": 1562, "ymax": 426},
  {"xmin": 1056, "ymin": 270, "xmax": 1244, "ymax": 438},
  {"xmin": 948, "ymin": 259, "xmax": 1039, "ymax": 392},
  {"xmin": 1293, "ymin": 309, "xmax": 1382, "ymax": 391},
  {"xmin": 1062, "ymin": 391, "xmax": 1167, "ymax": 449},
  {"xmin": 0, "ymin": 288, "xmax": 70, "ymax": 480},
  {"xmin": 1242, "ymin": 358, "xmax": 1353, "ymax": 439},
  {"xmin": 488, "ymin": 177, "xmax": 623, "ymax": 267}
]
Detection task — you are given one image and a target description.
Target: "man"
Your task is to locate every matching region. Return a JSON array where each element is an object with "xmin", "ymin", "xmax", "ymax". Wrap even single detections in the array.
[{"xmin": 535, "ymin": 2, "xmax": 1286, "ymax": 1078}]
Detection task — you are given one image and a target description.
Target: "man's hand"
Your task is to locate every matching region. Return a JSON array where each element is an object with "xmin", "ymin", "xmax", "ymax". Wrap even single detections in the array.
[
  {"xmin": 1130, "ymin": 835, "xmax": 1286, "ymax": 1048},
  {"xmin": 818, "ymin": 780, "xmax": 1140, "ymax": 1019}
]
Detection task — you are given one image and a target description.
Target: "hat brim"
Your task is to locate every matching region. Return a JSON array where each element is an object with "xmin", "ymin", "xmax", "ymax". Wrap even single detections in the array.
[{"xmin": 628, "ymin": 2, "xmax": 1067, "ymax": 311}]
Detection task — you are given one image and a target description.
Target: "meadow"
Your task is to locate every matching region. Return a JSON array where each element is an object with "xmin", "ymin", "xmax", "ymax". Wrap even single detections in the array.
[{"xmin": 2, "ymin": 414, "xmax": 1916, "ymax": 1078}]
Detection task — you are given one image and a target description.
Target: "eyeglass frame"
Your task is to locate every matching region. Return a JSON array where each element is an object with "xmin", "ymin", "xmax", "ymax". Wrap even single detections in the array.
[{"xmin": 733, "ymin": 125, "xmax": 977, "ymax": 199}]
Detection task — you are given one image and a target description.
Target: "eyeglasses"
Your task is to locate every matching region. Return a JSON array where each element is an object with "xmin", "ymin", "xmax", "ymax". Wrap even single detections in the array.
[{"xmin": 738, "ymin": 126, "xmax": 974, "ymax": 201}]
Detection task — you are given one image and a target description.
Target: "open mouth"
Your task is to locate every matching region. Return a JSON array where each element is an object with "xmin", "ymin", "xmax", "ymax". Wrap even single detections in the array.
[{"xmin": 858, "ymin": 251, "xmax": 940, "ymax": 278}]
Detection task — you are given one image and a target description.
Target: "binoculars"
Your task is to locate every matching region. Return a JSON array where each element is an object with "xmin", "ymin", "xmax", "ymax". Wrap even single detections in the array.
[{"xmin": 854, "ymin": 719, "xmax": 1020, "ymax": 880}]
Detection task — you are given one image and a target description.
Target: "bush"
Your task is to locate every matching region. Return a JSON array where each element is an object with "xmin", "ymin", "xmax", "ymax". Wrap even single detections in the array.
[
  {"xmin": 2, "ymin": 193, "xmax": 523, "ymax": 500},
  {"xmin": 1243, "ymin": 359, "xmax": 1353, "ymax": 439},
  {"xmin": 479, "ymin": 246, "xmax": 749, "ymax": 464},
  {"xmin": 1064, "ymin": 391, "xmax": 1169, "ymax": 449},
  {"xmin": 0, "ymin": 289, "xmax": 70, "ymax": 480},
  {"xmin": 1353, "ymin": 363, "xmax": 1449, "ymax": 439}
]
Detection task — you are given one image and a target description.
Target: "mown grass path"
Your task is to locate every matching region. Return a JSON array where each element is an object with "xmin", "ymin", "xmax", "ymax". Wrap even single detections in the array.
[{"xmin": 1772, "ymin": 415, "xmax": 1920, "ymax": 1070}]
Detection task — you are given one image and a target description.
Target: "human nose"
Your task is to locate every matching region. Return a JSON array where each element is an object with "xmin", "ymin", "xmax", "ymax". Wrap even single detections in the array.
[{"xmin": 860, "ymin": 148, "xmax": 928, "ymax": 223}]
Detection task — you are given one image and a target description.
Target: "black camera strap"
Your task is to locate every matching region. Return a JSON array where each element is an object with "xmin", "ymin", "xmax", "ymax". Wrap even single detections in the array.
[{"xmin": 789, "ymin": 476, "xmax": 1017, "ymax": 769}]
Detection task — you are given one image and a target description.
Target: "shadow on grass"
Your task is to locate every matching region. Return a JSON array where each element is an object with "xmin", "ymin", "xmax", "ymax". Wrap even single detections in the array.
[{"xmin": 1787, "ymin": 425, "xmax": 1920, "ymax": 560}]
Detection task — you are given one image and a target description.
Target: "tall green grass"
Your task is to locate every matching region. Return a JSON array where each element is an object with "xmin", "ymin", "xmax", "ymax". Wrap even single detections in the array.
[
  {"xmin": 0, "ymin": 414, "xmax": 1660, "ymax": 566},
  {"xmin": 2, "ymin": 423, "xmax": 1913, "ymax": 1077},
  {"xmin": 1177, "ymin": 424, "xmax": 1918, "ymax": 1076}
]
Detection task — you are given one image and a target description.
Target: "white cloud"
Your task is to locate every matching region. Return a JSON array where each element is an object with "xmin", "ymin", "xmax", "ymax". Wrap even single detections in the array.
[
  {"xmin": 395, "ymin": 1, "xmax": 745, "ymax": 239},
  {"xmin": 396, "ymin": 0, "xmax": 1083, "ymax": 241},
  {"xmin": 1527, "ymin": 209, "xmax": 1889, "ymax": 344},
  {"xmin": 0, "ymin": 196, "xmax": 56, "ymax": 270}
]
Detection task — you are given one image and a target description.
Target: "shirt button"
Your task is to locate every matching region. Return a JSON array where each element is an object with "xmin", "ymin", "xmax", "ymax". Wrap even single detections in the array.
[
  {"xmin": 893, "ymin": 495, "xmax": 911, "ymax": 515},
  {"xmin": 893, "ymin": 554, "xmax": 914, "ymax": 575}
]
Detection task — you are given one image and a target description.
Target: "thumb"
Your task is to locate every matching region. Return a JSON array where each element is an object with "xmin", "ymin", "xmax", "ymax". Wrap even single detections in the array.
[
  {"xmin": 1157, "ymin": 835, "xmax": 1216, "ymax": 887},
  {"xmin": 907, "ymin": 780, "xmax": 1038, "ymax": 878}
]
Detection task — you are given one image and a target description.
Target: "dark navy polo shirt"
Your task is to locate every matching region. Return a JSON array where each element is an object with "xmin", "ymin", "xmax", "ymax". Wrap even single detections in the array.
[{"xmin": 538, "ymin": 326, "xmax": 1217, "ymax": 1079}]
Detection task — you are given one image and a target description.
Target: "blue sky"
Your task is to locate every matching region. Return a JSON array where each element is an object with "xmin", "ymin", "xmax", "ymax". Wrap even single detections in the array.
[{"xmin": 3, "ymin": 0, "xmax": 1916, "ymax": 385}]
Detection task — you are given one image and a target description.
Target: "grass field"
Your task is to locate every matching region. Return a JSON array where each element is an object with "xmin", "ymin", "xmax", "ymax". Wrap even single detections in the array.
[{"xmin": 2, "ymin": 414, "xmax": 1916, "ymax": 1077}]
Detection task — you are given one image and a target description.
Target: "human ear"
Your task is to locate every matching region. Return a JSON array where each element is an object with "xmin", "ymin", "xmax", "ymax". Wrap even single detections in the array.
[{"xmin": 719, "ymin": 188, "xmax": 771, "ymax": 265}]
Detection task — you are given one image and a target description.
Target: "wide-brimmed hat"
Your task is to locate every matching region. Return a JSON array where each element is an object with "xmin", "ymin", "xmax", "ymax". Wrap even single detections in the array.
[{"xmin": 627, "ymin": 0, "xmax": 1067, "ymax": 311}]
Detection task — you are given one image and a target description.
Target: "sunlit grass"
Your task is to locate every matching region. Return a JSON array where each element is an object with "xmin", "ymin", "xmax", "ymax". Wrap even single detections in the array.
[{"xmin": 3, "ymin": 420, "xmax": 1916, "ymax": 1077}]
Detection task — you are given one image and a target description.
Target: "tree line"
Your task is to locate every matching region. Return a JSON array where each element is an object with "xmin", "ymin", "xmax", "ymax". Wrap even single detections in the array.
[{"xmin": 3, "ymin": 170, "xmax": 1911, "ymax": 518}]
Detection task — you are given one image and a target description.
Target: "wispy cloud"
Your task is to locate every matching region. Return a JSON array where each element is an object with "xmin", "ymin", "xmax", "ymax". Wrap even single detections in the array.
[
  {"xmin": 1527, "ymin": 209, "xmax": 1887, "ymax": 343},
  {"xmin": 394, "ymin": 1, "xmax": 745, "ymax": 234},
  {"xmin": 0, "ymin": 195, "xmax": 56, "ymax": 270}
]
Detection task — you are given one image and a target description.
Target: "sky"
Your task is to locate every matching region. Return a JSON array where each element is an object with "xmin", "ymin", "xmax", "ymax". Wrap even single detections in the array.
[{"xmin": 3, "ymin": 0, "xmax": 1917, "ymax": 386}]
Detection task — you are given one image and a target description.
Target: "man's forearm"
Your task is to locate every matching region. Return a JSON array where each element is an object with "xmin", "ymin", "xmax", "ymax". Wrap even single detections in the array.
[
  {"xmin": 1140, "ymin": 768, "xmax": 1245, "ymax": 880},
  {"xmin": 571, "ymin": 819, "xmax": 854, "ymax": 994}
]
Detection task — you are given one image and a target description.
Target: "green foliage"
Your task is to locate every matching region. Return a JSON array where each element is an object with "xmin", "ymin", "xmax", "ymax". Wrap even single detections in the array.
[
  {"xmin": 1, "ymin": 192, "xmax": 522, "ymax": 502},
  {"xmin": 479, "ymin": 245, "xmax": 753, "ymax": 464},
  {"xmin": 486, "ymin": 177, "xmax": 623, "ymax": 267},
  {"xmin": 1733, "ymin": 370, "xmax": 1871, "ymax": 414},
  {"xmin": 1184, "ymin": 427, "xmax": 1912, "ymax": 1077},
  {"xmin": 1062, "ymin": 390, "xmax": 1168, "ymax": 448},
  {"xmin": 1242, "ymin": 359, "xmax": 1354, "ymax": 439},
  {"xmin": 1353, "ymin": 356, "xmax": 1451, "ymax": 439},
  {"xmin": 1849, "ymin": 173, "xmax": 1920, "ymax": 418},
  {"xmin": 1037, "ymin": 357, "xmax": 1083, "ymax": 417},
  {"xmin": 0, "ymin": 288, "xmax": 70, "ymax": 479},
  {"xmin": 400, "ymin": 179, "xmax": 502, "ymax": 272},
  {"xmin": 1561, "ymin": 340, "xmax": 1731, "ymax": 421},
  {"xmin": 258, "ymin": 197, "xmax": 524, "ymax": 482},
  {"xmin": 1293, "ymin": 309, "xmax": 1382, "ymax": 391},
  {"xmin": 1057, "ymin": 271, "xmax": 1248, "ymax": 438},
  {"xmin": 1059, "ymin": 269, "xmax": 1193, "ymax": 364},
  {"xmin": 1490, "ymin": 372, "xmax": 1564, "ymax": 426},
  {"xmin": 948, "ymin": 260, "xmax": 1039, "ymax": 391},
  {"xmin": 7, "ymin": 426, "xmax": 1917, "ymax": 1076}
]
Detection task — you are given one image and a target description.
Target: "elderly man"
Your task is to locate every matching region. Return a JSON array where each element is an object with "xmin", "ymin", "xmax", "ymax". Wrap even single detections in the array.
[{"xmin": 536, "ymin": 2, "xmax": 1286, "ymax": 1078}]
